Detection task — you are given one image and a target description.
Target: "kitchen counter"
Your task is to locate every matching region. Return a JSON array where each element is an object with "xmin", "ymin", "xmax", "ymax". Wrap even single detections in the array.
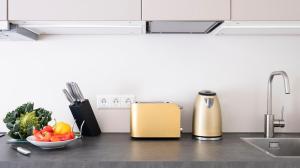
[{"xmin": 1, "ymin": 133, "xmax": 300, "ymax": 168}]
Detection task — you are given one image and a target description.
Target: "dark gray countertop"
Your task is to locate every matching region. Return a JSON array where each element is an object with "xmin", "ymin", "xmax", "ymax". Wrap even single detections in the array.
[{"xmin": 1, "ymin": 133, "xmax": 300, "ymax": 168}]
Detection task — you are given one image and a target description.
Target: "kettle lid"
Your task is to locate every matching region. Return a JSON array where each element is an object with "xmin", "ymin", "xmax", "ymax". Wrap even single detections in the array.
[{"xmin": 198, "ymin": 90, "xmax": 216, "ymax": 96}]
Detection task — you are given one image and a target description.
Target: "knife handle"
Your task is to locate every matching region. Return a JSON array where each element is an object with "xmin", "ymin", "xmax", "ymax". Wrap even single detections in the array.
[
  {"xmin": 17, "ymin": 147, "xmax": 31, "ymax": 155},
  {"xmin": 73, "ymin": 82, "xmax": 85, "ymax": 101},
  {"xmin": 66, "ymin": 82, "xmax": 78, "ymax": 101},
  {"xmin": 63, "ymin": 89, "xmax": 75, "ymax": 104},
  {"xmin": 11, "ymin": 145, "xmax": 31, "ymax": 156}
]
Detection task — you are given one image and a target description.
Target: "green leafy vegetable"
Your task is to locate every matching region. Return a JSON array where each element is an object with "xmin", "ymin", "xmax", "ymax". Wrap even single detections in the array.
[{"xmin": 3, "ymin": 103, "xmax": 52, "ymax": 139}]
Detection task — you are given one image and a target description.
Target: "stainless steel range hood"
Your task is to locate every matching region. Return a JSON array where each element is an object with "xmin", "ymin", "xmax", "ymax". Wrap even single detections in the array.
[{"xmin": 146, "ymin": 21, "xmax": 223, "ymax": 34}]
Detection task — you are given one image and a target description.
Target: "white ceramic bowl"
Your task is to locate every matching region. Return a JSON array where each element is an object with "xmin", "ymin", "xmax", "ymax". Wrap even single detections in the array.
[{"xmin": 26, "ymin": 135, "xmax": 78, "ymax": 149}]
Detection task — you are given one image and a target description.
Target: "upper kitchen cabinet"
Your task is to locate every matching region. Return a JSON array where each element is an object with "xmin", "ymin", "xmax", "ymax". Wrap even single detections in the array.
[
  {"xmin": 0, "ymin": 0, "xmax": 7, "ymax": 20},
  {"xmin": 8, "ymin": 0, "xmax": 141, "ymax": 21},
  {"xmin": 232, "ymin": 0, "xmax": 300, "ymax": 21},
  {"xmin": 142, "ymin": 0, "xmax": 230, "ymax": 21}
]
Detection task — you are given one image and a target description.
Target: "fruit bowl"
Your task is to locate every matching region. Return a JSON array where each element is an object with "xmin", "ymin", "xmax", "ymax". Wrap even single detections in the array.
[
  {"xmin": 26, "ymin": 121, "xmax": 84, "ymax": 149},
  {"xmin": 26, "ymin": 135, "xmax": 79, "ymax": 149}
]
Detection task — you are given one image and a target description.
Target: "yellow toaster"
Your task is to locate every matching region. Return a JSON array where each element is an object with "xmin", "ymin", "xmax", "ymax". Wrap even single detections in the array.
[{"xmin": 130, "ymin": 102, "xmax": 181, "ymax": 138}]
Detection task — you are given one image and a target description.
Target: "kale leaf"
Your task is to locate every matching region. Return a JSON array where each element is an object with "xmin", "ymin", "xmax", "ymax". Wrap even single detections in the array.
[{"xmin": 3, "ymin": 103, "xmax": 52, "ymax": 139}]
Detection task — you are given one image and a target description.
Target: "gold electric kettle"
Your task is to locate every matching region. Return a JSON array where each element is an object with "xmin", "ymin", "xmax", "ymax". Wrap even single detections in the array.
[{"xmin": 192, "ymin": 90, "xmax": 222, "ymax": 140}]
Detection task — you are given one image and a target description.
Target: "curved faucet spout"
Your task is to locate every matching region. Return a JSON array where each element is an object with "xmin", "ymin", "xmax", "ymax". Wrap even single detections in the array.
[
  {"xmin": 267, "ymin": 71, "xmax": 291, "ymax": 115},
  {"xmin": 265, "ymin": 71, "xmax": 291, "ymax": 138}
]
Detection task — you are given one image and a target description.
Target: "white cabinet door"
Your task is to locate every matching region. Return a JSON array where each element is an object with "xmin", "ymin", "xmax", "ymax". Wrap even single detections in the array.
[
  {"xmin": 232, "ymin": 0, "xmax": 300, "ymax": 21},
  {"xmin": 0, "ymin": 0, "xmax": 6, "ymax": 20},
  {"xmin": 142, "ymin": 0, "xmax": 230, "ymax": 21},
  {"xmin": 9, "ymin": 0, "xmax": 141, "ymax": 21}
]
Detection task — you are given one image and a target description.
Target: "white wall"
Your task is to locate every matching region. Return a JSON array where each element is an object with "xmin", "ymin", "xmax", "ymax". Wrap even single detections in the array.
[{"xmin": 0, "ymin": 35, "xmax": 300, "ymax": 133}]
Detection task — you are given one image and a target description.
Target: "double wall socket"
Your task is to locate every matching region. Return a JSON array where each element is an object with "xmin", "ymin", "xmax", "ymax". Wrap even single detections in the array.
[{"xmin": 97, "ymin": 95, "xmax": 135, "ymax": 109}]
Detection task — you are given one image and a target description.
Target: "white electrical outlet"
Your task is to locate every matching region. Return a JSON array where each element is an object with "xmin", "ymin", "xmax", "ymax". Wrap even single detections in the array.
[{"xmin": 97, "ymin": 95, "xmax": 135, "ymax": 109}]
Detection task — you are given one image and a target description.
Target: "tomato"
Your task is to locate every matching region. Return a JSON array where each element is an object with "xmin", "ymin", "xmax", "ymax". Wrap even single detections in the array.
[
  {"xmin": 50, "ymin": 136, "xmax": 60, "ymax": 142},
  {"xmin": 51, "ymin": 134, "xmax": 64, "ymax": 141},
  {"xmin": 33, "ymin": 129, "xmax": 39, "ymax": 135},
  {"xmin": 63, "ymin": 132, "xmax": 75, "ymax": 140},
  {"xmin": 34, "ymin": 131, "xmax": 44, "ymax": 141},
  {"xmin": 69, "ymin": 132, "xmax": 75, "ymax": 139},
  {"xmin": 60, "ymin": 134, "xmax": 70, "ymax": 141},
  {"xmin": 42, "ymin": 131, "xmax": 52, "ymax": 142},
  {"xmin": 50, "ymin": 132, "xmax": 74, "ymax": 141},
  {"xmin": 33, "ymin": 129, "xmax": 53, "ymax": 142},
  {"xmin": 42, "ymin": 125, "xmax": 54, "ymax": 133}
]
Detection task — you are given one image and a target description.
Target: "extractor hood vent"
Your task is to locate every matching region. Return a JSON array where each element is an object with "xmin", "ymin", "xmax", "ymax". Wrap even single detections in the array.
[
  {"xmin": 213, "ymin": 21, "xmax": 300, "ymax": 35},
  {"xmin": 146, "ymin": 21, "xmax": 223, "ymax": 34}
]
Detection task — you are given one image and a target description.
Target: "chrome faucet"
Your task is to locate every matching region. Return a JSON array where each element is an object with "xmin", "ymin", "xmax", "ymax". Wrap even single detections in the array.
[{"xmin": 265, "ymin": 71, "xmax": 290, "ymax": 138}]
